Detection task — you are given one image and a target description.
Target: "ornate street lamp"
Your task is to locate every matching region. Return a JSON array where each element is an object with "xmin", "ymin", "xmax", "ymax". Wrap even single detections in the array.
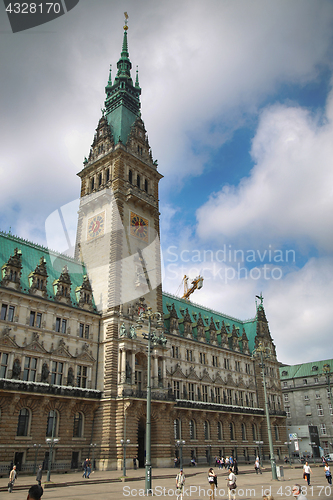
[
  {"xmin": 33, "ymin": 443, "xmax": 41, "ymax": 475},
  {"xmin": 136, "ymin": 306, "xmax": 166, "ymax": 493},
  {"xmin": 206, "ymin": 444, "xmax": 212, "ymax": 467},
  {"xmin": 90, "ymin": 443, "xmax": 97, "ymax": 472},
  {"xmin": 120, "ymin": 439, "xmax": 131, "ymax": 476},
  {"xmin": 252, "ymin": 342, "xmax": 277, "ymax": 480},
  {"xmin": 176, "ymin": 440, "xmax": 185, "ymax": 469},
  {"xmin": 45, "ymin": 437, "xmax": 59, "ymax": 481}
]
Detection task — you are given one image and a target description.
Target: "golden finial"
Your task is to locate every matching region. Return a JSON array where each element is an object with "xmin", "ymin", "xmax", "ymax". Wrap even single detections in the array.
[{"xmin": 124, "ymin": 12, "xmax": 129, "ymax": 30}]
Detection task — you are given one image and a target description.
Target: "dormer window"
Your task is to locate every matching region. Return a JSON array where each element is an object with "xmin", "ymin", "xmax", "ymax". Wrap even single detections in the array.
[
  {"xmin": 1, "ymin": 248, "xmax": 22, "ymax": 290},
  {"xmin": 53, "ymin": 266, "xmax": 72, "ymax": 305},
  {"xmin": 75, "ymin": 275, "xmax": 94, "ymax": 311},
  {"xmin": 28, "ymin": 257, "xmax": 48, "ymax": 297}
]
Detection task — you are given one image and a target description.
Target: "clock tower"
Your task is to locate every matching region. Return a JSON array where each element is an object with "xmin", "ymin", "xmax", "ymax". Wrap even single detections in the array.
[{"xmin": 75, "ymin": 15, "xmax": 164, "ymax": 467}]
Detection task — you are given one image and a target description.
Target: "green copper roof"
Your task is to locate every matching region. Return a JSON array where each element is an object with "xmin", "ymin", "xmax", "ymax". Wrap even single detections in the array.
[
  {"xmin": 104, "ymin": 27, "xmax": 141, "ymax": 145},
  {"xmin": 0, "ymin": 231, "xmax": 95, "ymax": 311},
  {"xmin": 279, "ymin": 359, "xmax": 333, "ymax": 379},
  {"xmin": 162, "ymin": 291, "xmax": 257, "ymax": 353}
]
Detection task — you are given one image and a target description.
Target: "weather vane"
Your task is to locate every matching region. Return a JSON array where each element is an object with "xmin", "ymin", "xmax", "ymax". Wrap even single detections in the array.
[{"xmin": 124, "ymin": 12, "xmax": 129, "ymax": 30}]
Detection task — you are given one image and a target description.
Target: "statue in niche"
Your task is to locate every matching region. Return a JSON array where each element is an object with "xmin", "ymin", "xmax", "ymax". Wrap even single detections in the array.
[
  {"xmin": 126, "ymin": 361, "xmax": 132, "ymax": 382},
  {"xmin": 119, "ymin": 323, "xmax": 127, "ymax": 338},
  {"xmin": 12, "ymin": 359, "xmax": 21, "ymax": 379},
  {"xmin": 129, "ymin": 325, "xmax": 137, "ymax": 339},
  {"xmin": 67, "ymin": 367, "xmax": 74, "ymax": 386},
  {"xmin": 41, "ymin": 362, "xmax": 49, "ymax": 382},
  {"xmin": 158, "ymin": 367, "xmax": 162, "ymax": 384}
]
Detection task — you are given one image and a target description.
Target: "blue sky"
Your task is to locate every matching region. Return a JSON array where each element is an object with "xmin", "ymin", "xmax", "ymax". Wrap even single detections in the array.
[{"xmin": 1, "ymin": 0, "xmax": 333, "ymax": 364}]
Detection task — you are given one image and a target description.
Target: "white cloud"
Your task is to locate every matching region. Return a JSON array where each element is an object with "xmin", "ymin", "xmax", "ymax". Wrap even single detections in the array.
[{"xmin": 196, "ymin": 87, "xmax": 333, "ymax": 252}]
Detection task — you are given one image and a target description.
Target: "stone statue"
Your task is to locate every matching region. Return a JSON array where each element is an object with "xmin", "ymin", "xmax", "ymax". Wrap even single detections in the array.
[
  {"xmin": 126, "ymin": 361, "xmax": 132, "ymax": 382},
  {"xmin": 129, "ymin": 325, "xmax": 137, "ymax": 339},
  {"xmin": 119, "ymin": 323, "xmax": 127, "ymax": 338},
  {"xmin": 41, "ymin": 362, "xmax": 49, "ymax": 383},
  {"xmin": 67, "ymin": 367, "xmax": 74, "ymax": 386},
  {"xmin": 12, "ymin": 359, "xmax": 21, "ymax": 379}
]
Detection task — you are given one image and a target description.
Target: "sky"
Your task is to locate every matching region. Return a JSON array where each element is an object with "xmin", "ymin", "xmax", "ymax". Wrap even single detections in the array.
[{"xmin": 1, "ymin": 0, "xmax": 333, "ymax": 365}]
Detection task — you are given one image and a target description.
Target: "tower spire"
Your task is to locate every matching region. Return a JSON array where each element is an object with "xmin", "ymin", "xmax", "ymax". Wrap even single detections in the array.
[{"xmin": 104, "ymin": 13, "xmax": 141, "ymax": 145}]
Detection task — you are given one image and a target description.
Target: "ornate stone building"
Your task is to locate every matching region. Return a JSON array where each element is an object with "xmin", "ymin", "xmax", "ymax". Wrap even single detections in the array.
[{"xmin": 0, "ymin": 20, "xmax": 286, "ymax": 472}]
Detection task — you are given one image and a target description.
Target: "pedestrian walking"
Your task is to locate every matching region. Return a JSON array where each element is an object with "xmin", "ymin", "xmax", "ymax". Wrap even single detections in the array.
[
  {"xmin": 226, "ymin": 466, "xmax": 237, "ymax": 500},
  {"xmin": 82, "ymin": 458, "xmax": 88, "ymax": 478},
  {"xmin": 233, "ymin": 458, "xmax": 238, "ymax": 475},
  {"xmin": 36, "ymin": 464, "xmax": 42, "ymax": 486},
  {"xmin": 27, "ymin": 484, "xmax": 43, "ymax": 499},
  {"xmin": 133, "ymin": 456, "xmax": 137, "ymax": 469},
  {"xmin": 292, "ymin": 484, "xmax": 307, "ymax": 499},
  {"xmin": 8, "ymin": 465, "xmax": 17, "ymax": 493},
  {"xmin": 208, "ymin": 467, "xmax": 217, "ymax": 500},
  {"xmin": 303, "ymin": 461, "xmax": 312, "ymax": 486},
  {"xmin": 255, "ymin": 457, "xmax": 262, "ymax": 474},
  {"xmin": 324, "ymin": 462, "xmax": 332, "ymax": 484},
  {"xmin": 176, "ymin": 468, "xmax": 185, "ymax": 500},
  {"xmin": 86, "ymin": 458, "xmax": 92, "ymax": 478}
]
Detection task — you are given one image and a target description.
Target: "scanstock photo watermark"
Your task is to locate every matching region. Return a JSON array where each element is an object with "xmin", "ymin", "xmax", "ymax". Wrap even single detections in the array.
[
  {"xmin": 122, "ymin": 485, "xmax": 332, "ymax": 497},
  {"xmin": 164, "ymin": 245, "xmax": 296, "ymax": 284}
]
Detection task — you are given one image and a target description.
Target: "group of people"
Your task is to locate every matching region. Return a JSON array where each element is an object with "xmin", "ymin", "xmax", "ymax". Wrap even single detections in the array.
[
  {"xmin": 82, "ymin": 457, "xmax": 92, "ymax": 478},
  {"xmin": 215, "ymin": 456, "xmax": 238, "ymax": 473},
  {"xmin": 8, "ymin": 464, "xmax": 43, "ymax": 499}
]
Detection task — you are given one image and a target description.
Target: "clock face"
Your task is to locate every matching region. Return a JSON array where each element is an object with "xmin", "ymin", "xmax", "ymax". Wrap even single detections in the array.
[
  {"xmin": 130, "ymin": 212, "xmax": 149, "ymax": 242},
  {"xmin": 87, "ymin": 212, "xmax": 105, "ymax": 241}
]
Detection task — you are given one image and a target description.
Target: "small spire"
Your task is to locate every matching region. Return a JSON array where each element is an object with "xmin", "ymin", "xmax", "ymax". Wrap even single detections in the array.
[
  {"xmin": 135, "ymin": 65, "xmax": 140, "ymax": 88},
  {"xmin": 124, "ymin": 12, "xmax": 129, "ymax": 31},
  {"xmin": 108, "ymin": 64, "xmax": 112, "ymax": 86}
]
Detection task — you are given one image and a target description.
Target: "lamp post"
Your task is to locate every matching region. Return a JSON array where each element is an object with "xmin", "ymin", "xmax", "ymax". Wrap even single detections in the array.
[
  {"xmin": 206, "ymin": 444, "xmax": 211, "ymax": 467},
  {"xmin": 33, "ymin": 444, "xmax": 41, "ymax": 475},
  {"xmin": 120, "ymin": 439, "xmax": 131, "ymax": 476},
  {"xmin": 136, "ymin": 307, "xmax": 165, "ymax": 494},
  {"xmin": 90, "ymin": 443, "xmax": 97, "ymax": 472},
  {"xmin": 176, "ymin": 440, "xmax": 185, "ymax": 469},
  {"xmin": 284, "ymin": 441, "xmax": 292, "ymax": 465},
  {"xmin": 252, "ymin": 342, "xmax": 277, "ymax": 480},
  {"xmin": 255, "ymin": 440, "xmax": 264, "ymax": 468}
]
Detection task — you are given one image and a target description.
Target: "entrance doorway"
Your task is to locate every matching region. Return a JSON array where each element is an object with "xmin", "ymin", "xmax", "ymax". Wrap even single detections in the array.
[
  {"xmin": 138, "ymin": 418, "xmax": 146, "ymax": 468},
  {"xmin": 71, "ymin": 452, "xmax": 79, "ymax": 469},
  {"xmin": 14, "ymin": 452, "xmax": 24, "ymax": 471}
]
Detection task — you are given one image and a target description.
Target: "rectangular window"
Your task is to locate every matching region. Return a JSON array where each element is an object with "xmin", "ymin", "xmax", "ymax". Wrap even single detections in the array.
[
  {"xmin": 173, "ymin": 380, "xmax": 180, "ymax": 399},
  {"xmin": 305, "ymin": 405, "xmax": 311, "ymax": 416},
  {"xmin": 79, "ymin": 323, "xmax": 84, "ymax": 338},
  {"xmin": 0, "ymin": 352, "xmax": 8, "ymax": 378},
  {"xmin": 304, "ymin": 395, "xmax": 309, "ymax": 400},
  {"xmin": 315, "ymin": 392, "xmax": 321, "ymax": 399},
  {"xmin": 51, "ymin": 361, "xmax": 63, "ymax": 385},
  {"xmin": 186, "ymin": 349, "xmax": 193, "ymax": 362},
  {"xmin": 188, "ymin": 383, "xmax": 194, "ymax": 400},
  {"xmin": 202, "ymin": 385, "xmax": 208, "ymax": 402},
  {"xmin": 85, "ymin": 325, "xmax": 90, "ymax": 339},
  {"xmin": 317, "ymin": 404, "xmax": 324, "ymax": 416},
  {"xmin": 239, "ymin": 391, "xmax": 244, "ymax": 406},
  {"xmin": 216, "ymin": 387, "xmax": 221, "ymax": 404},
  {"xmin": 320, "ymin": 423, "xmax": 327, "ymax": 435},
  {"xmin": 314, "ymin": 377, "xmax": 319, "ymax": 383},
  {"xmin": 329, "ymin": 403, "xmax": 333, "ymax": 415},
  {"xmin": 249, "ymin": 393, "xmax": 254, "ymax": 407},
  {"xmin": 224, "ymin": 358, "xmax": 229, "ymax": 370},
  {"xmin": 283, "ymin": 381, "xmax": 288, "ymax": 387},
  {"xmin": 227, "ymin": 389, "xmax": 232, "ymax": 405},
  {"xmin": 284, "ymin": 394, "xmax": 289, "ymax": 402},
  {"xmin": 285, "ymin": 406, "xmax": 291, "ymax": 418},
  {"xmin": 23, "ymin": 357, "xmax": 37, "ymax": 382},
  {"xmin": 30, "ymin": 311, "xmax": 42, "ymax": 328},
  {"xmin": 235, "ymin": 361, "xmax": 240, "ymax": 372},
  {"xmin": 30, "ymin": 311, "xmax": 35, "ymax": 327},
  {"xmin": 212, "ymin": 355, "xmax": 218, "ymax": 367},
  {"xmin": 1, "ymin": 304, "xmax": 14, "ymax": 322},
  {"xmin": 77, "ymin": 365, "xmax": 87, "ymax": 388},
  {"xmin": 200, "ymin": 353, "xmax": 206, "ymax": 364},
  {"xmin": 55, "ymin": 317, "xmax": 61, "ymax": 332},
  {"xmin": 303, "ymin": 379, "xmax": 307, "ymax": 385}
]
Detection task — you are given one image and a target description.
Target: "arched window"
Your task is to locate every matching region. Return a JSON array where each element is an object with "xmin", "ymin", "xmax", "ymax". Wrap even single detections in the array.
[
  {"xmin": 252, "ymin": 423, "xmax": 257, "ymax": 441},
  {"xmin": 144, "ymin": 179, "xmax": 148, "ymax": 193},
  {"xmin": 217, "ymin": 421, "xmax": 223, "ymax": 441},
  {"xmin": 189, "ymin": 419, "xmax": 196, "ymax": 440},
  {"xmin": 129, "ymin": 170, "xmax": 132, "ymax": 184},
  {"xmin": 274, "ymin": 425, "xmax": 279, "ymax": 441},
  {"xmin": 241, "ymin": 423, "xmax": 247, "ymax": 441},
  {"xmin": 174, "ymin": 418, "xmax": 181, "ymax": 440},
  {"xmin": 46, "ymin": 410, "xmax": 58, "ymax": 437},
  {"xmin": 17, "ymin": 408, "xmax": 30, "ymax": 436},
  {"xmin": 204, "ymin": 420, "xmax": 210, "ymax": 440},
  {"xmin": 229, "ymin": 422, "xmax": 235, "ymax": 440},
  {"xmin": 137, "ymin": 174, "xmax": 140, "ymax": 188},
  {"xmin": 73, "ymin": 412, "xmax": 84, "ymax": 438}
]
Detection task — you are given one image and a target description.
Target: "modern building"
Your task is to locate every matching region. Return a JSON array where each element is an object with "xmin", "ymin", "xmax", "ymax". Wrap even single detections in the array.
[
  {"xmin": 0, "ymin": 19, "xmax": 286, "ymax": 472},
  {"xmin": 280, "ymin": 359, "xmax": 333, "ymax": 459}
]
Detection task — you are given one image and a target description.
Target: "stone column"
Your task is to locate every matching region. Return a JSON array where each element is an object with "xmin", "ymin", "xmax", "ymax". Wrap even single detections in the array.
[
  {"xmin": 131, "ymin": 352, "xmax": 136, "ymax": 385},
  {"xmin": 121, "ymin": 349, "xmax": 126, "ymax": 384},
  {"xmin": 162, "ymin": 358, "xmax": 166, "ymax": 389},
  {"xmin": 153, "ymin": 354, "xmax": 158, "ymax": 389}
]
